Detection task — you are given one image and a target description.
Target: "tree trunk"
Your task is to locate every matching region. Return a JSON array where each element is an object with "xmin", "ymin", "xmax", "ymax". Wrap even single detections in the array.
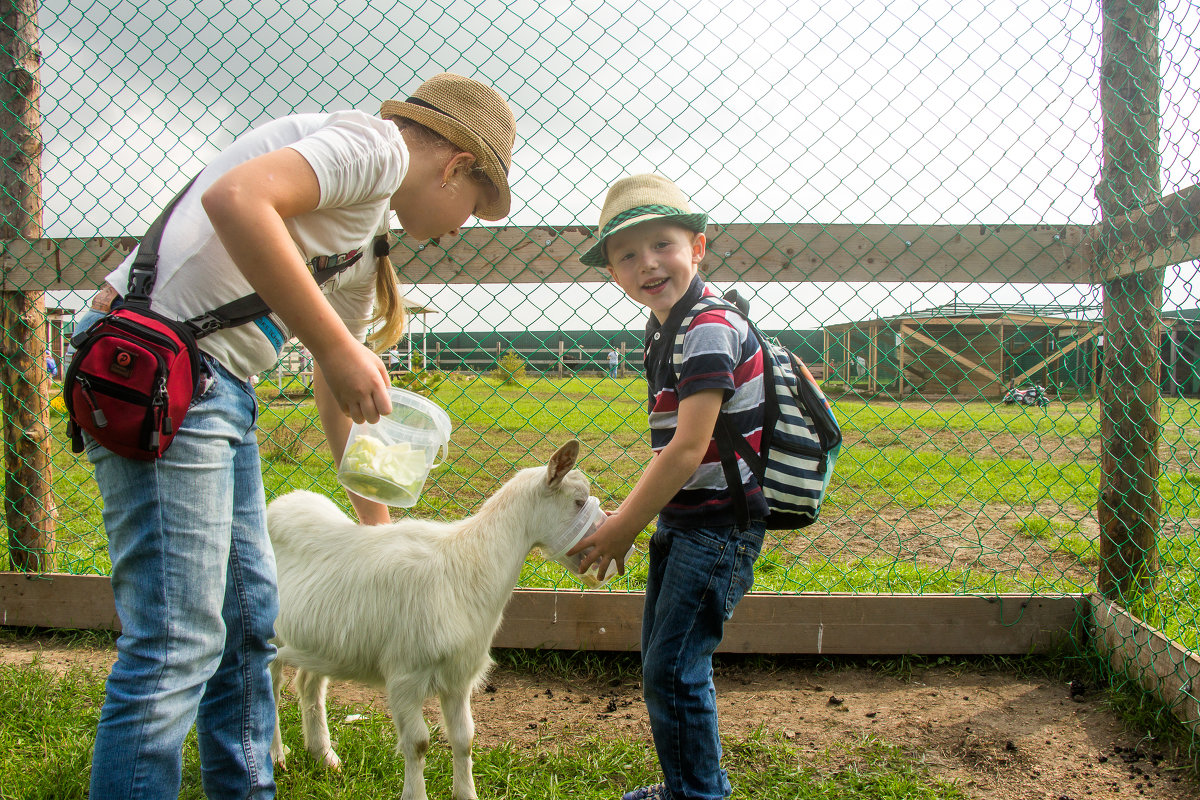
[{"xmin": 0, "ymin": 0, "xmax": 54, "ymax": 572}]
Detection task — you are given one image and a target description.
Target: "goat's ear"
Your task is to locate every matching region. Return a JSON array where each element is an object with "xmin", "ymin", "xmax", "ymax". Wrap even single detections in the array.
[{"xmin": 546, "ymin": 440, "xmax": 580, "ymax": 488}]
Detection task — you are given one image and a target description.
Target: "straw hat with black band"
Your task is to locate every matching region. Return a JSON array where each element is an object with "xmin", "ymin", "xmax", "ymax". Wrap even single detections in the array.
[
  {"xmin": 580, "ymin": 173, "xmax": 708, "ymax": 268},
  {"xmin": 380, "ymin": 73, "xmax": 515, "ymax": 221}
]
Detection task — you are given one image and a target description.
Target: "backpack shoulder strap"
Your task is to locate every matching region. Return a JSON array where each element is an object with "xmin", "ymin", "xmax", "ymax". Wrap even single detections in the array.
[
  {"xmin": 670, "ymin": 295, "xmax": 738, "ymax": 379},
  {"xmin": 671, "ymin": 294, "xmax": 761, "ymax": 531},
  {"xmin": 124, "ymin": 175, "xmax": 201, "ymax": 304},
  {"xmin": 181, "ymin": 237, "xmax": 382, "ymax": 339}
]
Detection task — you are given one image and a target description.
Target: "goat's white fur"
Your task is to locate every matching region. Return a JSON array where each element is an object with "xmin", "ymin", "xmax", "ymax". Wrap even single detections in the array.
[{"xmin": 266, "ymin": 440, "xmax": 588, "ymax": 800}]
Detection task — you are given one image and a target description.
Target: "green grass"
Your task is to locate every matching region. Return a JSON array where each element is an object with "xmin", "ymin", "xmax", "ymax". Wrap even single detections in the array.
[
  {"xmin": 1014, "ymin": 513, "xmax": 1098, "ymax": 565},
  {"xmin": 0, "ymin": 657, "xmax": 967, "ymax": 800},
  {"xmin": 23, "ymin": 378, "xmax": 1200, "ymax": 641},
  {"xmin": 11, "ymin": 380, "xmax": 1200, "ymax": 791}
]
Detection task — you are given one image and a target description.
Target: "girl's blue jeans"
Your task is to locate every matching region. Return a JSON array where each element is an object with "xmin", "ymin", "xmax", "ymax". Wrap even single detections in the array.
[
  {"xmin": 641, "ymin": 521, "xmax": 764, "ymax": 800},
  {"xmin": 77, "ymin": 310, "xmax": 279, "ymax": 799}
]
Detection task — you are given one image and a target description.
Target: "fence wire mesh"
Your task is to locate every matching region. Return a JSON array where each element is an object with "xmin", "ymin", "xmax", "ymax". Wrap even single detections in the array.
[{"xmin": 2, "ymin": 0, "xmax": 1200, "ymax": 742}]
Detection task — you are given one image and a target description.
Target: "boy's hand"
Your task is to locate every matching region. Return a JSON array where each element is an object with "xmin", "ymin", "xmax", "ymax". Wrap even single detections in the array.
[{"xmin": 570, "ymin": 512, "xmax": 640, "ymax": 578}]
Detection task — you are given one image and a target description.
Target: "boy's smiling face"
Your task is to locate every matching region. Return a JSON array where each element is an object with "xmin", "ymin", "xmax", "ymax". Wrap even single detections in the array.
[{"xmin": 605, "ymin": 220, "xmax": 706, "ymax": 323}]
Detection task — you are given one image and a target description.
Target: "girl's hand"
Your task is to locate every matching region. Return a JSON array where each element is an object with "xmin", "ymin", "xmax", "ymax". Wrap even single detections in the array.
[{"xmin": 313, "ymin": 339, "xmax": 393, "ymax": 424}]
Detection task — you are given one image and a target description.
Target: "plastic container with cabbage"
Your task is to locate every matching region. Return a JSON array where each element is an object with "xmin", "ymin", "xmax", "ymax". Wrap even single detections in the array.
[
  {"xmin": 539, "ymin": 496, "xmax": 634, "ymax": 588},
  {"xmin": 337, "ymin": 388, "xmax": 452, "ymax": 507}
]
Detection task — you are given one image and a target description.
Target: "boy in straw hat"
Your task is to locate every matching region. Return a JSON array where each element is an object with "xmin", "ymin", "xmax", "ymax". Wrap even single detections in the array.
[
  {"xmin": 572, "ymin": 174, "xmax": 768, "ymax": 800},
  {"xmin": 82, "ymin": 72, "xmax": 514, "ymax": 799}
]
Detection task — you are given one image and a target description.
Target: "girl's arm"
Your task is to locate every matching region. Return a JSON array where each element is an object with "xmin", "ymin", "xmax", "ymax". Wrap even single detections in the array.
[
  {"xmin": 201, "ymin": 147, "xmax": 392, "ymax": 424},
  {"xmin": 571, "ymin": 387, "xmax": 724, "ymax": 577},
  {"xmin": 313, "ymin": 363, "xmax": 392, "ymax": 525}
]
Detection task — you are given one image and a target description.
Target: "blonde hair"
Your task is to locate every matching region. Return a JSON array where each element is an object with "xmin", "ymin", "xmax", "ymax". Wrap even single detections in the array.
[{"xmin": 367, "ymin": 253, "xmax": 406, "ymax": 352}]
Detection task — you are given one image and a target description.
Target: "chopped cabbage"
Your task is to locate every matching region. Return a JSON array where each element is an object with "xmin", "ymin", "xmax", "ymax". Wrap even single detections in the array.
[{"xmin": 339, "ymin": 435, "xmax": 429, "ymax": 504}]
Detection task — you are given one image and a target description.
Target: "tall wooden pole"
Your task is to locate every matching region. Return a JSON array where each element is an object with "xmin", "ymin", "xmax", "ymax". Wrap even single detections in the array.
[
  {"xmin": 0, "ymin": 0, "xmax": 54, "ymax": 572},
  {"xmin": 1097, "ymin": 0, "xmax": 1161, "ymax": 599}
]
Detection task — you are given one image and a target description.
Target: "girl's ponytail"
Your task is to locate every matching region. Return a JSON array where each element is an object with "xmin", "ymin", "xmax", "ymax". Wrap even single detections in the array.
[{"xmin": 366, "ymin": 236, "xmax": 407, "ymax": 352}]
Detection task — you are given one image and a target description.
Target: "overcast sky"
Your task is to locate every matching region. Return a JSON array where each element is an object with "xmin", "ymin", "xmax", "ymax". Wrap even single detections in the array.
[{"xmin": 38, "ymin": 0, "xmax": 1199, "ymax": 331}]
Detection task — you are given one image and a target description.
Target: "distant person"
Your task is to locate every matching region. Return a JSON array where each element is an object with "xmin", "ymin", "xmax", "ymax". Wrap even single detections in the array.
[
  {"xmin": 571, "ymin": 174, "xmax": 767, "ymax": 800},
  {"xmin": 72, "ymin": 73, "xmax": 516, "ymax": 799},
  {"xmin": 46, "ymin": 353, "xmax": 58, "ymax": 379},
  {"xmin": 607, "ymin": 348, "xmax": 619, "ymax": 377}
]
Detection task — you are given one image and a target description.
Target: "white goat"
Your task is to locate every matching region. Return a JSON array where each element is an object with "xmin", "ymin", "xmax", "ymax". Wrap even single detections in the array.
[{"xmin": 265, "ymin": 440, "xmax": 588, "ymax": 800}]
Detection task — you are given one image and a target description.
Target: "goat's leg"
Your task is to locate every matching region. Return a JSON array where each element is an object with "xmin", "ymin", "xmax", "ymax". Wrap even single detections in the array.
[
  {"xmin": 296, "ymin": 668, "xmax": 341, "ymax": 770},
  {"xmin": 439, "ymin": 686, "xmax": 478, "ymax": 800},
  {"xmin": 268, "ymin": 654, "xmax": 290, "ymax": 769},
  {"xmin": 385, "ymin": 675, "xmax": 431, "ymax": 800}
]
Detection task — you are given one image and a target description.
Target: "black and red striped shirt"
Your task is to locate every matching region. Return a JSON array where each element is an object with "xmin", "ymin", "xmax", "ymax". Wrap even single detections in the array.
[{"xmin": 644, "ymin": 277, "xmax": 769, "ymax": 528}]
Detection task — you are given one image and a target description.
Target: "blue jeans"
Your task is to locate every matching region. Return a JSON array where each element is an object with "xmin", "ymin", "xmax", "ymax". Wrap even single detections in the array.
[
  {"xmin": 77, "ymin": 310, "xmax": 279, "ymax": 799},
  {"xmin": 641, "ymin": 521, "xmax": 764, "ymax": 800}
]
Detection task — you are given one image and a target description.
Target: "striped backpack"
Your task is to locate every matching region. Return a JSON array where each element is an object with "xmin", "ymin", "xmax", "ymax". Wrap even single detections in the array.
[{"xmin": 673, "ymin": 295, "xmax": 842, "ymax": 530}]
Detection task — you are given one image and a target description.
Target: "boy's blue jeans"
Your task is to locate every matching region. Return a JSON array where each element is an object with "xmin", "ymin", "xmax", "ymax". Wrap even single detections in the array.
[
  {"xmin": 77, "ymin": 309, "xmax": 278, "ymax": 799},
  {"xmin": 641, "ymin": 521, "xmax": 764, "ymax": 800}
]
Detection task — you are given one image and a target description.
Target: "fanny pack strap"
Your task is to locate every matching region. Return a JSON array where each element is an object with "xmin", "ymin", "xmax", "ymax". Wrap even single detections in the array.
[{"xmin": 123, "ymin": 174, "xmax": 385, "ymax": 340}]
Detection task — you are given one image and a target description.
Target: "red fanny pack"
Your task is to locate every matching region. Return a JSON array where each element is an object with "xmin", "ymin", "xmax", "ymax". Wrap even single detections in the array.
[{"xmin": 64, "ymin": 305, "xmax": 202, "ymax": 460}]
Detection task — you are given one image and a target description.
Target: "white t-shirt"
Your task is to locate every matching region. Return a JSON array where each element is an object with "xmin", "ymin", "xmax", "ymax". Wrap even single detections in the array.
[{"xmin": 105, "ymin": 110, "xmax": 408, "ymax": 380}]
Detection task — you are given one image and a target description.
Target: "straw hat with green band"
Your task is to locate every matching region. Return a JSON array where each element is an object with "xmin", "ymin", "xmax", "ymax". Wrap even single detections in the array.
[
  {"xmin": 380, "ymin": 73, "xmax": 516, "ymax": 220},
  {"xmin": 580, "ymin": 173, "xmax": 708, "ymax": 267}
]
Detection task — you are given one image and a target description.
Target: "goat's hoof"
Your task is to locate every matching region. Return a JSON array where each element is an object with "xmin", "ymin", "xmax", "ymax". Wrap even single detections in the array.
[
  {"xmin": 323, "ymin": 750, "xmax": 342, "ymax": 771},
  {"xmin": 270, "ymin": 743, "xmax": 290, "ymax": 769}
]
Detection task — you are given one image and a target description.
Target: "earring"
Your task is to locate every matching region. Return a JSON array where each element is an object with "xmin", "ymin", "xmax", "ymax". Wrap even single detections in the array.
[{"xmin": 441, "ymin": 182, "xmax": 447, "ymax": 189}]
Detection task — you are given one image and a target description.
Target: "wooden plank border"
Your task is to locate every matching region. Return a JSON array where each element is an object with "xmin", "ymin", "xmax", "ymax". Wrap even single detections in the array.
[
  {"xmin": 497, "ymin": 590, "xmax": 1084, "ymax": 654},
  {"xmin": 0, "ymin": 222, "xmax": 1093, "ymax": 292},
  {"xmin": 1089, "ymin": 593, "xmax": 1200, "ymax": 732},
  {"xmin": 0, "ymin": 574, "xmax": 1084, "ymax": 656},
  {"xmin": 0, "ymin": 573, "xmax": 118, "ymax": 630}
]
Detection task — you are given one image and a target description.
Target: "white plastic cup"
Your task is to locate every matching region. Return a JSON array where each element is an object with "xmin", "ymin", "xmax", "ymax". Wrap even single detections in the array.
[
  {"xmin": 337, "ymin": 388, "xmax": 452, "ymax": 507},
  {"xmin": 543, "ymin": 497, "xmax": 634, "ymax": 588}
]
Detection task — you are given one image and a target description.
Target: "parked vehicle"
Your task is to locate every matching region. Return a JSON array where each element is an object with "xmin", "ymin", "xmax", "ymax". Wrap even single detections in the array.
[{"xmin": 1003, "ymin": 384, "xmax": 1050, "ymax": 407}]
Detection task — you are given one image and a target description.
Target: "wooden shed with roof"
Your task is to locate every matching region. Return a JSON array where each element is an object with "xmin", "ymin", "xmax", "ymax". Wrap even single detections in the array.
[{"xmin": 821, "ymin": 300, "xmax": 1104, "ymax": 400}]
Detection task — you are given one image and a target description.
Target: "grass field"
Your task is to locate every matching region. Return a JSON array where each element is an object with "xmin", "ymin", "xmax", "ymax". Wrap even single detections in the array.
[
  {"xmin": 27, "ymin": 375, "xmax": 1200, "ymax": 643},
  {"xmin": 32, "ymin": 374, "xmax": 1200, "ymax": 650},
  {"xmin": 6, "ymin": 375, "xmax": 1200, "ymax": 796}
]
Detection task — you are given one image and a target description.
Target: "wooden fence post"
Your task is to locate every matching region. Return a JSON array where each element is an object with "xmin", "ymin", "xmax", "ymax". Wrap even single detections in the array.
[
  {"xmin": 1097, "ymin": 0, "xmax": 1162, "ymax": 599},
  {"xmin": 0, "ymin": 0, "xmax": 55, "ymax": 572}
]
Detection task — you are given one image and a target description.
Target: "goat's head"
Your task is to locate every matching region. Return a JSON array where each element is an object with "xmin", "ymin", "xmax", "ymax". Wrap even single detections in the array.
[{"xmin": 488, "ymin": 440, "xmax": 591, "ymax": 549}]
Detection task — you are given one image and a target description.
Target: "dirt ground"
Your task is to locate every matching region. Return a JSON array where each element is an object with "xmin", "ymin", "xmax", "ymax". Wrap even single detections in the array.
[{"xmin": 4, "ymin": 636, "xmax": 1198, "ymax": 800}]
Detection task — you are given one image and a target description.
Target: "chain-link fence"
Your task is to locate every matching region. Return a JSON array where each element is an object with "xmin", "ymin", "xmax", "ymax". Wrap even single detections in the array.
[{"xmin": 2, "ymin": 0, "xmax": 1199, "ymax": 747}]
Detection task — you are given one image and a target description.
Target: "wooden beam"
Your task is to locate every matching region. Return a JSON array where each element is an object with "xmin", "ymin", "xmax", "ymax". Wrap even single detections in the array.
[
  {"xmin": 0, "ymin": 236, "xmax": 138, "ymax": 292},
  {"xmin": 1090, "ymin": 594, "xmax": 1200, "ymax": 734},
  {"xmin": 906, "ymin": 328, "xmax": 1001, "ymax": 383},
  {"xmin": 1, "ymin": 574, "xmax": 1083, "ymax": 655},
  {"xmin": 1097, "ymin": 0, "xmax": 1162, "ymax": 600},
  {"xmin": 1009, "ymin": 328, "xmax": 1101, "ymax": 388},
  {"xmin": 1098, "ymin": 185, "xmax": 1200, "ymax": 281},
  {"xmin": 0, "ymin": 572, "xmax": 118, "ymax": 630},
  {"xmin": 0, "ymin": 222, "xmax": 1094, "ymax": 292}
]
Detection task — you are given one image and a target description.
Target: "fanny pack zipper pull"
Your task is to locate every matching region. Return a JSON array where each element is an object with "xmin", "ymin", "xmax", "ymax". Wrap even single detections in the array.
[
  {"xmin": 152, "ymin": 376, "xmax": 173, "ymax": 439},
  {"xmin": 78, "ymin": 377, "xmax": 109, "ymax": 428}
]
